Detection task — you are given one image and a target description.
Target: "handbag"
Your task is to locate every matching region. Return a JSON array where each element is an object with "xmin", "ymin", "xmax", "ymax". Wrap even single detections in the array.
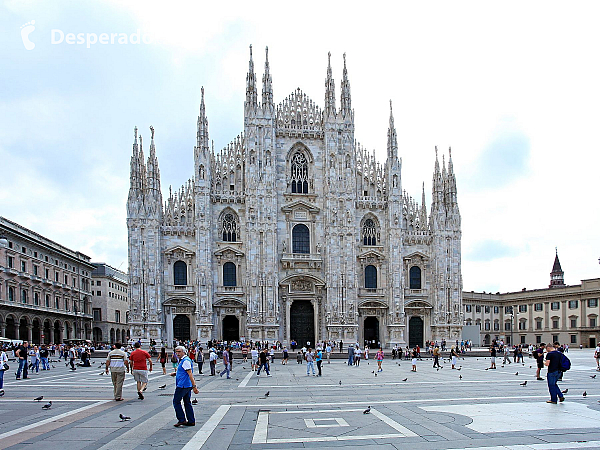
[{"xmin": 1, "ymin": 363, "xmax": 9, "ymax": 371}]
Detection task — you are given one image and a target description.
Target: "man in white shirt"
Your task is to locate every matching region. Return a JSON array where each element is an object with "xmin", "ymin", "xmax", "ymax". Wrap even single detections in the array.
[
  {"xmin": 209, "ymin": 348, "xmax": 217, "ymax": 376},
  {"xmin": 251, "ymin": 347, "xmax": 259, "ymax": 371},
  {"xmin": 595, "ymin": 344, "xmax": 600, "ymax": 371},
  {"xmin": 105, "ymin": 343, "xmax": 130, "ymax": 401},
  {"xmin": 326, "ymin": 343, "xmax": 332, "ymax": 364}
]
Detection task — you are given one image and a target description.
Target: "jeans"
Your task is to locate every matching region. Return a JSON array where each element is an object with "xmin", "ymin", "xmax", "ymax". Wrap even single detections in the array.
[
  {"xmin": 31, "ymin": 359, "xmax": 39, "ymax": 372},
  {"xmin": 317, "ymin": 360, "xmax": 322, "ymax": 376},
  {"xmin": 306, "ymin": 360, "xmax": 315, "ymax": 375},
  {"xmin": 210, "ymin": 360, "xmax": 216, "ymax": 375},
  {"xmin": 0, "ymin": 368, "xmax": 4, "ymax": 389},
  {"xmin": 547, "ymin": 370, "xmax": 563, "ymax": 402},
  {"xmin": 41, "ymin": 357, "xmax": 50, "ymax": 370},
  {"xmin": 257, "ymin": 362, "xmax": 270, "ymax": 375},
  {"xmin": 173, "ymin": 387, "xmax": 195, "ymax": 424},
  {"xmin": 348, "ymin": 354, "xmax": 354, "ymax": 365},
  {"xmin": 220, "ymin": 363, "xmax": 231, "ymax": 378},
  {"xmin": 16, "ymin": 359, "xmax": 28, "ymax": 378},
  {"xmin": 197, "ymin": 361, "xmax": 203, "ymax": 374}
]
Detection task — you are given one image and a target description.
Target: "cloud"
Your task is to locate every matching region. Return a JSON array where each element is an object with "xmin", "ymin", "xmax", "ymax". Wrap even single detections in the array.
[{"xmin": 466, "ymin": 239, "xmax": 524, "ymax": 262}]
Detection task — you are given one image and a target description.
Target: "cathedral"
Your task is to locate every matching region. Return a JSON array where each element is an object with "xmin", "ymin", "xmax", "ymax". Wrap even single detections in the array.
[{"xmin": 126, "ymin": 46, "xmax": 463, "ymax": 348}]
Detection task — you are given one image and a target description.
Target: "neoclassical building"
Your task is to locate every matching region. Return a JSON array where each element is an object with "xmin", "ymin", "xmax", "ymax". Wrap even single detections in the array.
[{"xmin": 127, "ymin": 47, "xmax": 463, "ymax": 348}]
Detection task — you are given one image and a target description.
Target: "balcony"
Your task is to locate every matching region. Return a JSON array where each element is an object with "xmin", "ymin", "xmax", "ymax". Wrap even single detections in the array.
[
  {"xmin": 404, "ymin": 288, "xmax": 428, "ymax": 298},
  {"xmin": 358, "ymin": 288, "xmax": 385, "ymax": 297},
  {"xmin": 165, "ymin": 285, "xmax": 195, "ymax": 295},
  {"xmin": 215, "ymin": 286, "xmax": 244, "ymax": 296},
  {"xmin": 280, "ymin": 252, "xmax": 323, "ymax": 270}
]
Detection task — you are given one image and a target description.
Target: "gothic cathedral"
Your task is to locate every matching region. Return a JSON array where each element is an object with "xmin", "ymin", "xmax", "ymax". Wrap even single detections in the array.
[{"xmin": 126, "ymin": 47, "xmax": 463, "ymax": 348}]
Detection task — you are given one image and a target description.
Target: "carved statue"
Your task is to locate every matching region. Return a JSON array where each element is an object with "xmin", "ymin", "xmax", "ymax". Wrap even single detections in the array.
[{"xmin": 150, "ymin": 125, "xmax": 155, "ymax": 139}]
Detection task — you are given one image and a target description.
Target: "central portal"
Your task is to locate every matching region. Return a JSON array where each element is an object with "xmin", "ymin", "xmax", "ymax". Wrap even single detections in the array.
[
  {"xmin": 290, "ymin": 300, "xmax": 315, "ymax": 347},
  {"xmin": 173, "ymin": 315, "xmax": 191, "ymax": 341},
  {"xmin": 222, "ymin": 315, "xmax": 240, "ymax": 342},
  {"xmin": 363, "ymin": 316, "xmax": 379, "ymax": 349},
  {"xmin": 409, "ymin": 316, "xmax": 424, "ymax": 348}
]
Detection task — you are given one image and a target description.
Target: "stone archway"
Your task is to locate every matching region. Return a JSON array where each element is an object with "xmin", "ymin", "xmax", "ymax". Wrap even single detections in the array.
[
  {"xmin": 409, "ymin": 316, "xmax": 424, "ymax": 348},
  {"xmin": 173, "ymin": 315, "xmax": 191, "ymax": 342},
  {"xmin": 364, "ymin": 316, "xmax": 379, "ymax": 349},
  {"xmin": 222, "ymin": 315, "xmax": 240, "ymax": 342},
  {"xmin": 5, "ymin": 316, "xmax": 17, "ymax": 340}
]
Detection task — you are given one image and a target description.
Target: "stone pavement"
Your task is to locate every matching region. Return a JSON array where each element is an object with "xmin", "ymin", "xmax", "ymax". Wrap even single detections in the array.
[{"xmin": 1, "ymin": 349, "xmax": 600, "ymax": 449}]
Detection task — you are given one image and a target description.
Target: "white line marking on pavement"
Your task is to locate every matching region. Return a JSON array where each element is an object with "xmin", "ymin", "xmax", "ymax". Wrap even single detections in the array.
[
  {"xmin": 451, "ymin": 441, "xmax": 600, "ymax": 450},
  {"xmin": 96, "ymin": 406, "xmax": 175, "ymax": 450},
  {"xmin": 252, "ymin": 411, "xmax": 269, "ymax": 444},
  {"xmin": 0, "ymin": 401, "xmax": 109, "ymax": 441},
  {"xmin": 370, "ymin": 408, "xmax": 417, "ymax": 436},
  {"xmin": 181, "ymin": 404, "xmax": 230, "ymax": 450},
  {"xmin": 0, "ymin": 399, "xmax": 106, "ymax": 402},
  {"xmin": 238, "ymin": 370, "xmax": 254, "ymax": 388}
]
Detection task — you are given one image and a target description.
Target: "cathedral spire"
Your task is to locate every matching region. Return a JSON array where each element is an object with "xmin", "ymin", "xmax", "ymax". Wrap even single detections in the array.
[
  {"xmin": 549, "ymin": 249, "xmax": 565, "ymax": 288},
  {"xmin": 387, "ymin": 100, "xmax": 398, "ymax": 160},
  {"xmin": 128, "ymin": 126, "xmax": 142, "ymax": 203},
  {"xmin": 197, "ymin": 86, "xmax": 209, "ymax": 152},
  {"xmin": 324, "ymin": 51, "xmax": 336, "ymax": 118},
  {"xmin": 446, "ymin": 147, "xmax": 457, "ymax": 206},
  {"xmin": 262, "ymin": 46, "xmax": 273, "ymax": 111},
  {"xmin": 245, "ymin": 44, "xmax": 258, "ymax": 111},
  {"xmin": 340, "ymin": 53, "xmax": 352, "ymax": 120}
]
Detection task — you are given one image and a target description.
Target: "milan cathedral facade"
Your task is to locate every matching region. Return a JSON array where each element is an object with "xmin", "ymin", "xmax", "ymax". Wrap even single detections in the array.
[{"xmin": 126, "ymin": 47, "xmax": 463, "ymax": 348}]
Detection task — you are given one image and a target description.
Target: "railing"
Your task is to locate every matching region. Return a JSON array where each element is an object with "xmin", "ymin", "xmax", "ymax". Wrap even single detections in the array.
[
  {"xmin": 216, "ymin": 286, "xmax": 244, "ymax": 295},
  {"xmin": 358, "ymin": 288, "xmax": 385, "ymax": 297},
  {"xmin": 166, "ymin": 285, "xmax": 195, "ymax": 293},
  {"xmin": 405, "ymin": 288, "xmax": 428, "ymax": 296}
]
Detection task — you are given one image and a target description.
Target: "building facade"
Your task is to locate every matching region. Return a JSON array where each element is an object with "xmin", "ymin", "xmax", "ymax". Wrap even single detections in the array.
[
  {"xmin": 127, "ymin": 47, "xmax": 463, "ymax": 348},
  {"xmin": 463, "ymin": 253, "xmax": 600, "ymax": 347},
  {"xmin": 0, "ymin": 217, "xmax": 94, "ymax": 343},
  {"xmin": 91, "ymin": 263, "xmax": 129, "ymax": 345}
]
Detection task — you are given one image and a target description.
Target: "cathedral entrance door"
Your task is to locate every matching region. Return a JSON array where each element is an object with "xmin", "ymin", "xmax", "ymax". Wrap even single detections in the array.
[
  {"xmin": 222, "ymin": 315, "xmax": 240, "ymax": 342},
  {"xmin": 173, "ymin": 315, "xmax": 191, "ymax": 342},
  {"xmin": 364, "ymin": 316, "xmax": 379, "ymax": 349},
  {"xmin": 290, "ymin": 300, "xmax": 315, "ymax": 348},
  {"xmin": 409, "ymin": 316, "xmax": 424, "ymax": 348}
]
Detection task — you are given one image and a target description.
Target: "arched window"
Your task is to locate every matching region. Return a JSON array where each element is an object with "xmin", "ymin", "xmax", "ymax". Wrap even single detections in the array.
[
  {"xmin": 292, "ymin": 224, "xmax": 310, "ymax": 254},
  {"xmin": 362, "ymin": 218, "xmax": 377, "ymax": 246},
  {"xmin": 365, "ymin": 265, "xmax": 377, "ymax": 289},
  {"xmin": 291, "ymin": 152, "xmax": 309, "ymax": 193},
  {"xmin": 409, "ymin": 266, "xmax": 421, "ymax": 289},
  {"xmin": 221, "ymin": 211, "xmax": 238, "ymax": 242},
  {"xmin": 174, "ymin": 261, "xmax": 187, "ymax": 286},
  {"xmin": 8, "ymin": 287, "xmax": 14, "ymax": 302},
  {"xmin": 223, "ymin": 262, "xmax": 236, "ymax": 287}
]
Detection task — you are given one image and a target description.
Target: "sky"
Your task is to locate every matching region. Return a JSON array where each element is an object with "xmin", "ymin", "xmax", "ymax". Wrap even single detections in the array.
[{"xmin": 1, "ymin": 0, "xmax": 599, "ymax": 293}]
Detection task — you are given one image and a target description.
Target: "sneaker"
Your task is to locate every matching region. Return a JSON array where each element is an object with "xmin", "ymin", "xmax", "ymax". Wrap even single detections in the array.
[
  {"xmin": 267, "ymin": 374, "xmax": 272, "ymax": 377},
  {"xmin": 183, "ymin": 422, "xmax": 195, "ymax": 426},
  {"xmin": 138, "ymin": 391, "xmax": 144, "ymax": 400},
  {"xmin": 537, "ymin": 377, "xmax": 544, "ymax": 381},
  {"xmin": 546, "ymin": 400, "xmax": 557, "ymax": 404},
  {"xmin": 173, "ymin": 422, "xmax": 186, "ymax": 427},
  {"xmin": 559, "ymin": 397, "xmax": 565, "ymax": 402}
]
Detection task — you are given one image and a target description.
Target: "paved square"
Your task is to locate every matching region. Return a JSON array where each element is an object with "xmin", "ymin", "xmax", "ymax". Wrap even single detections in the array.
[{"xmin": 2, "ymin": 350, "xmax": 600, "ymax": 449}]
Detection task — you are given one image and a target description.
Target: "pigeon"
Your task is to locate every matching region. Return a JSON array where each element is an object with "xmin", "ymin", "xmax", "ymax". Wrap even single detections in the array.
[
  {"xmin": 402, "ymin": 378, "xmax": 408, "ymax": 382},
  {"xmin": 485, "ymin": 368, "xmax": 489, "ymax": 371},
  {"xmin": 372, "ymin": 370, "xmax": 375, "ymax": 374},
  {"xmin": 52, "ymin": 365, "xmax": 56, "ymax": 368},
  {"xmin": 562, "ymin": 389, "xmax": 569, "ymax": 394},
  {"xmin": 158, "ymin": 384, "xmax": 166, "ymax": 389},
  {"xmin": 363, "ymin": 406, "xmax": 371, "ymax": 414},
  {"xmin": 520, "ymin": 381, "xmax": 527, "ymax": 386},
  {"xmin": 339, "ymin": 380, "xmax": 342, "ymax": 385},
  {"xmin": 34, "ymin": 396, "xmax": 43, "ymax": 402},
  {"xmin": 501, "ymin": 365, "xmax": 505, "ymax": 368},
  {"xmin": 583, "ymin": 391, "xmax": 587, "ymax": 397},
  {"xmin": 457, "ymin": 367, "xmax": 461, "ymax": 371},
  {"xmin": 530, "ymin": 366, "xmax": 532, "ymax": 368},
  {"xmin": 119, "ymin": 413, "xmax": 131, "ymax": 421},
  {"xmin": 42, "ymin": 401, "xmax": 52, "ymax": 410},
  {"xmin": 265, "ymin": 391, "xmax": 270, "ymax": 397},
  {"xmin": 515, "ymin": 372, "xmax": 519, "ymax": 376},
  {"xmin": 459, "ymin": 375, "xmax": 462, "ymax": 380},
  {"xmin": 192, "ymin": 398, "xmax": 198, "ymax": 405},
  {"xmin": 99, "ymin": 372, "xmax": 105, "ymax": 376},
  {"xmin": 591, "ymin": 375, "xmax": 597, "ymax": 379},
  {"xmin": 374, "ymin": 373, "xmax": 377, "ymax": 377}
]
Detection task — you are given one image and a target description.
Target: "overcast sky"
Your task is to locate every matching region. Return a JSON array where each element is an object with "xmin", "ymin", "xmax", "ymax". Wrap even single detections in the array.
[{"xmin": 1, "ymin": 0, "xmax": 599, "ymax": 293}]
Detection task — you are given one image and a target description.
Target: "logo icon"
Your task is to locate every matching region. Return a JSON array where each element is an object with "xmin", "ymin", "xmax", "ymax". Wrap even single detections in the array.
[{"xmin": 20, "ymin": 20, "xmax": 35, "ymax": 50}]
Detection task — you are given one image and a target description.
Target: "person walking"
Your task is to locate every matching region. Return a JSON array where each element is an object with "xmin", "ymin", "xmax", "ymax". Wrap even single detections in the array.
[
  {"xmin": 157, "ymin": 347, "xmax": 167, "ymax": 375},
  {"xmin": 129, "ymin": 342, "xmax": 153, "ymax": 400},
  {"xmin": 15, "ymin": 341, "xmax": 29, "ymax": 380},
  {"xmin": 39, "ymin": 345, "xmax": 50, "ymax": 371},
  {"xmin": 355, "ymin": 346, "xmax": 362, "ymax": 366},
  {"xmin": 316, "ymin": 347, "xmax": 323, "ymax": 376},
  {"xmin": 595, "ymin": 343, "xmax": 600, "ymax": 371},
  {"xmin": 544, "ymin": 343, "xmax": 565, "ymax": 404},
  {"xmin": 534, "ymin": 344, "xmax": 545, "ymax": 380},
  {"xmin": 411, "ymin": 348, "xmax": 418, "ymax": 372},
  {"xmin": 376, "ymin": 348, "xmax": 384, "ymax": 372},
  {"xmin": 220, "ymin": 346, "xmax": 231, "ymax": 379},
  {"xmin": 326, "ymin": 343, "xmax": 332, "ymax": 364},
  {"xmin": 209, "ymin": 348, "xmax": 217, "ymax": 376},
  {"xmin": 105, "ymin": 343, "xmax": 130, "ymax": 401},
  {"xmin": 433, "ymin": 346, "xmax": 442, "ymax": 368},
  {"xmin": 68, "ymin": 345, "xmax": 77, "ymax": 371},
  {"xmin": 171, "ymin": 346, "xmax": 199, "ymax": 427},
  {"xmin": 451, "ymin": 346, "xmax": 459, "ymax": 369},
  {"xmin": 251, "ymin": 346, "xmax": 259, "ymax": 371},
  {"xmin": 489, "ymin": 344, "xmax": 497, "ymax": 369},
  {"xmin": 256, "ymin": 348, "xmax": 271, "ymax": 376},
  {"xmin": 196, "ymin": 347, "xmax": 204, "ymax": 374},
  {"xmin": 29, "ymin": 345, "xmax": 40, "ymax": 373},
  {"xmin": 502, "ymin": 346, "xmax": 512, "ymax": 365},
  {"xmin": 282, "ymin": 347, "xmax": 289, "ymax": 364},
  {"xmin": 0, "ymin": 347, "xmax": 8, "ymax": 396},
  {"xmin": 305, "ymin": 348, "xmax": 316, "ymax": 376},
  {"xmin": 347, "ymin": 344, "xmax": 355, "ymax": 366}
]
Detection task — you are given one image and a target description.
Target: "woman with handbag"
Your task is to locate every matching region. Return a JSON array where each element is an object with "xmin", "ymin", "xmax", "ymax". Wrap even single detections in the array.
[
  {"xmin": 0, "ymin": 348, "xmax": 9, "ymax": 395},
  {"xmin": 157, "ymin": 347, "xmax": 167, "ymax": 375}
]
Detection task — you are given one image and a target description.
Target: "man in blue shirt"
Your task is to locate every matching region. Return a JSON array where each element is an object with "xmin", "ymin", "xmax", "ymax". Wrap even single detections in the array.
[
  {"xmin": 544, "ymin": 342, "xmax": 565, "ymax": 404},
  {"xmin": 316, "ymin": 348, "xmax": 323, "ymax": 376},
  {"xmin": 171, "ymin": 346, "xmax": 199, "ymax": 426}
]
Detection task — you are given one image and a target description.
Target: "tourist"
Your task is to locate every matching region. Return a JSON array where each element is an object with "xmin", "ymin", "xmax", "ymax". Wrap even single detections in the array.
[
  {"xmin": 209, "ymin": 348, "xmax": 217, "ymax": 376},
  {"xmin": 489, "ymin": 344, "xmax": 497, "ymax": 369},
  {"xmin": 196, "ymin": 347, "xmax": 204, "ymax": 374},
  {"xmin": 433, "ymin": 346, "xmax": 441, "ymax": 368},
  {"xmin": 257, "ymin": 348, "xmax": 271, "ymax": 376},
  {"xmin": 534, "ymin": 343, "xmax": 545, "ymax": 380},
  {"xmin": 305, "ymin": 348, "xmax": 316, "ymax": 376},
  {"xmin": 544, "ymin": 343, "xmax": 565, "ymax": 404},
  {"xmin": 105, "ymin": 342, "xmax": 129, "ymax": 401},
  {"xmin": 296, "ymin": 351, "xmax": 303, "ymax": 364},
  {"xmin": 595, "ymin": 342, "xmax": 600, "ymax": 371},
  {"xmin": 316, "ymin": 347, "xmax": 323, "ymax": 376},
  {"xmin": 347, "ymin": 344, "xmax": 355, "ymax": 366},
  {"xmin": 354, "ymin": 345, "xmax": 361, "ymax": 366},
  {"xmin": 171, "ymin": 350, "xmax": 178, "ymax": 370},
  {"xmin": 129, "ymin": 342, "xmax": 153, "ymax": 400},
  {"xmin": 450, "ymin": 346, "xmax": 459, "ymax": 369},
  {"xmin": 171, "ymin": 346, "xmax": 198, "ymax": 427},
  {"xmin": 39, "ymin": 345, "xmax": 50, "ymax": 371},
  {"xmin": 502, "ymin": 346, "xmax": 512, "ymax": 365},
  {"xmin": 326, "ymin": 342, "xmax": 332, "ymax": 364},
  {"xmin": 157, "ymin": 347, "xmax": 167, "ymax": 375},
  {"xmin": 251, "ymin": 346, "xmax": 259, "ymax": 370},
  {"xmin": 220, "ymin": 346, "xmax": 231, "ymax": 379},
  {"xmin": 15, "ymin": 341, "xmax": 29, "ymax": 380},
  {"xmin": 29, "ymin": 345, "xmax": 40, "ymax": 373},
  {"xmin": 282, "ymin": 347, "xmax": 289, "ymax": 364},
  {"xmin": 242, "ymin": 345, "xmax": 248, "ymax": 363},
  {"xmin": 0, "ymin": 347, "xmax": 8, "ymax": 396},
  {"xmin": 364, "ymin": 346, "xmax": 369, "ymax": 362},
  {"xmin": 411, "ymin": 348, "xmax": 418, "ymax": 372},
  {"xmin": 376, "ymin": 348, "xmax": 384, "ymax": 372}
]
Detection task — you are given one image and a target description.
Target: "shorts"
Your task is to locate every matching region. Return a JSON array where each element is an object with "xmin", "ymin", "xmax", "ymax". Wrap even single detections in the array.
[
  {"xmin": 537, "ymin": 360, "xmax": 544, "ymax": 369},
  {"xmin": 132, "ymin": 369, "xmax": 148, "ymax": 384},
  {"xmin": 490, "ymin": 357, "xmax": 496, "ymax": 364},
  {"xmin": 252, "ymin": 357, "xmax": 258, "ymax": 365},
  {"xmin": 411, "ymin": 358, "xmax": 417, "ymax": 365}
]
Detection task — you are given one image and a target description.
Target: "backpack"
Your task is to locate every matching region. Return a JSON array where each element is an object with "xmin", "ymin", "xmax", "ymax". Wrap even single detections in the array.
[
  {"xmin": 171, "ymin": 354, "xmax": 177, "ymax": 364},
  {"xmin": 560, "ymin": 353, "xmax": 571, "ymax": 371}
]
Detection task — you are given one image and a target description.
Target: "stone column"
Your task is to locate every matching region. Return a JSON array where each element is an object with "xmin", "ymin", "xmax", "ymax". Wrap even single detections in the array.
[
  {"xmin": 165, "ymin": 308, "xmax": 173, "ymax": 348},
  {"xmin": 27, "ymin": 324, "xmax": 33, "ymax": 342}
]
